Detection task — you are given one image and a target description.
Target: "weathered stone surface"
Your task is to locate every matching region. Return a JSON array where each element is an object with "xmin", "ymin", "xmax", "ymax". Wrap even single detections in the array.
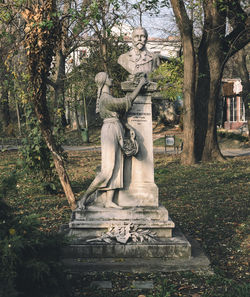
[
  {"xmin": 121, "ymin": 81, "xmax": 158, "ymax": 92},
  {"xmin": 117, "ymin": 83, "xmax": 159, "ymax": 207},
  {"xmin": 131, "ymin": 281, "xmax": 154, "ymax": 289},
  {"xmin": 62, "ymin": 231, "xmax": 211, "ymax": 274},
  {"xmin": 73, "ymin": 205, "xmax": 169, "ymax": 221},
  {"xmin": 64, "ymin": 229, "xmax": 190, "ymax": 259},
  {"xmin": 69, "ymin": 206, "xmax": 174, "ymax": 240},
  {"xmin": 117, "ymin": 27, "xmax": 161, "ymax": 78}
]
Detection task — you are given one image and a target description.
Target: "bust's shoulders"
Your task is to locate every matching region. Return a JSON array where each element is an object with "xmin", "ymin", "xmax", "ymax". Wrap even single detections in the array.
[
  {"xmin": 118, "ymin": 49, "xmax": 132, "ymax": 62},
  {"xmin": 145, "ymin": 49, "xmax": 159, "ymax": 58}
]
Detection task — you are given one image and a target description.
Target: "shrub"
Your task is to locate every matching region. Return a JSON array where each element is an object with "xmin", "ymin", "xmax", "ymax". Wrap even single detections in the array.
[
  {"xmin": 19, "ymin": 105, "xmax": 67, "ymax": 193},
  {"xmin": 217, "ymin": 131, "xmax": 248, "ymax": 142},
  {"xmin": 0, "ymin": 174, "xmax": 70, "ymax": 297}
]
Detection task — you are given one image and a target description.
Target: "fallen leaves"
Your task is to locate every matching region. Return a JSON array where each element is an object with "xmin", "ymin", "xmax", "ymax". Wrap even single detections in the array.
[{"xmin": 1, "ymin": 150, "xmax": 249, "ymax": 296}]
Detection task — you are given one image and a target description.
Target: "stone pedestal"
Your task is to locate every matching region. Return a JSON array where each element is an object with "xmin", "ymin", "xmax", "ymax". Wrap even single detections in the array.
[
  {"xmin": 118, "ymin": 81, "xmax": 158, "ymax": 207},
  {"xmin": 67, "ymin": 206, "xmax": 190, "ymax": 260}
]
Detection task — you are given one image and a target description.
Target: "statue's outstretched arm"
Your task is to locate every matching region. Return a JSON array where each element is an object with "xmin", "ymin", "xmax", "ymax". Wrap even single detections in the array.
[{"xmin": 129, "ymin": 76, "xmax": 148, "ymax": 103}]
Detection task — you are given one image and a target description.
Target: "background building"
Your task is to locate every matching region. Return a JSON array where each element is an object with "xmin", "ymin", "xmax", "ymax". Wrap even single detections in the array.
[{"xmin": 222, "ymin": 78, "xmax": 247, "ymax": 131}]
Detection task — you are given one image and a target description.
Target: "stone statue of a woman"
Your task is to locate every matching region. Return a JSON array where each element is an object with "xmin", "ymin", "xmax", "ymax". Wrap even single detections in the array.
[{"xmin": 78, "ymin": 72, "xmax": 147, "ymax": 209}]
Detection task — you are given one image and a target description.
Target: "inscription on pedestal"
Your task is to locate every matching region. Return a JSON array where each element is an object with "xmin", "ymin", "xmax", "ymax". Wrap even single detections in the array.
[{"xmin": 117, "ymin": 92, "xmax": 158, "ymax": 207}]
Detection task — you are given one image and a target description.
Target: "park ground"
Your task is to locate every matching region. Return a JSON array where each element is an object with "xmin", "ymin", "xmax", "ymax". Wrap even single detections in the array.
[{"xmin": 0, "ymin": 124, "xmax": 249, "ymax": 297}]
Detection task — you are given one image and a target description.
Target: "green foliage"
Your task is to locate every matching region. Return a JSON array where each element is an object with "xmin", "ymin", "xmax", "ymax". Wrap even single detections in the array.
[
  {"xmin": 66, "ymin": 36, "xmax": 129, "ymax": 129},
  {"xmin": 0, "ymin": 171, "xmax": 17, "ymax": 200},
  {"xmin": 150, "ymin": 57, "xmax": 184, "ymax": 100},
  {"xmin": 149, "ymin": 279, "xmax": 177, "ymax": 296},
  {"xmin": 218, "ymin": 131, "xmax": 248, "ymax": 142},
  {"xmin": 0, "ymin": 174, "xmax": 69, "ymax": 297},
  {"xmin": 0, "ymin": 6, "xmax": 13, "ymax": 23},
  {"xmin": 18, "ymin": 103, "xmax": 67, "ymax": 194},
  {"xmin": 132, "ymin": 0, "xmax": 170, "ymax": 15},
  {"xmin": 19, "ymin": 106, "xmax": 55, "ymax": 181}
]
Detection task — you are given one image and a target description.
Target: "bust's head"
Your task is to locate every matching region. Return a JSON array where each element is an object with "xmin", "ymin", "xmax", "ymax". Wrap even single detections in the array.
[{"xmin": 132, "ymin": 27, "xmax": 148, "ymax": 51}]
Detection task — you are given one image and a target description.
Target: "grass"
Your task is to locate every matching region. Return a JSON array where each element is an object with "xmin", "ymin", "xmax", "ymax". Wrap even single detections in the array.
[
  {"xmin": 1, "ymin": 126, "xmax": 249, "ymax": 150},
  {"xmin": 0, "ymin": 150, "xmax": 249, "ymax": 296},
  {"xmin": 154, "ymin": 131, "xmax": 249, "ymax": 149},
  {"xmin": 154, "ymin": 135, "xmax": 183, "ymax": 147},
  {"xmin": 217, "ymin": 131, "xmax": 249, "ymax": 149},
  {"xmin": 62, "ymin": 126, "xmax": 101, "ymax": 146}
]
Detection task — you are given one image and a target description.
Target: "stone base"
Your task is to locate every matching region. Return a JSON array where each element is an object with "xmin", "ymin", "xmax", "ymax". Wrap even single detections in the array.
[
  {"xmin": 62, "ymin": 230, "xmax": 210, "ymax": 274},
  {"xmin": 117, "ymin": 183, "xmax": 159, "ymax": 207},
  {"xmin": 65, "ymin": 206, "xmax": 192, "ymax": 265},
  {"xmin": 64, "ymin": 228, "xmax": 190, "ymax": 259},
  {"xmin": 69, "ymin": 206, "xmax": 174, "ymax": 240}
]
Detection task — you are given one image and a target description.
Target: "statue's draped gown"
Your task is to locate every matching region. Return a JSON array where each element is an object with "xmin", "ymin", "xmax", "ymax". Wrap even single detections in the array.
[{"xmin": 97, "ymin": 92, "xmax": 131, "ymax": 190}]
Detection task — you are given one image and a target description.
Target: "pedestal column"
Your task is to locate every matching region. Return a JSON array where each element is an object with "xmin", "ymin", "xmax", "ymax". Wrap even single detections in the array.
[{"xmin": 117, "ymin": 82, "xmax": 158, "ymax": 207}]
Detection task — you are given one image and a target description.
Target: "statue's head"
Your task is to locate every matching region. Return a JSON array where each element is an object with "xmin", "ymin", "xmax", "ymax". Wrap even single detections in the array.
[
  {"xmin": 95, "ymin": 72, "xmax": 108, "ymax": 88},
  {"xmin": 132, "ymin": 27, "xmax": 148, "ymax": 51},
  {"xmin": 95, "ymin": 72, "xmax": 113, "ymax": 88}
]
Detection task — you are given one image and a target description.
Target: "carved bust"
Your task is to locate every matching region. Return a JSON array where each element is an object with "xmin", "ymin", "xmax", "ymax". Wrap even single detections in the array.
[{"xmin": 118, "ymin": 27, "xmax": 160, "ymax": 78}]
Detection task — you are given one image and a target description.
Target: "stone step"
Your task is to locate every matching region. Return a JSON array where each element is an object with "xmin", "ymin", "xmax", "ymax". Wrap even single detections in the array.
[
  {"xmin": 62, "ymin": 233, "xmax": 212, "ymax": 274},
  {"xmin": 73, "ymin": 205, "xmax": 169, "ymax": 221}
]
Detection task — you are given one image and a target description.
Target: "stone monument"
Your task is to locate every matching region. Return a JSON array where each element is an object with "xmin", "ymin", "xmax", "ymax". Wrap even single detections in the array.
[{"xmin": 67, "ymin": 27, "xmax": 191, "ymax": 261}]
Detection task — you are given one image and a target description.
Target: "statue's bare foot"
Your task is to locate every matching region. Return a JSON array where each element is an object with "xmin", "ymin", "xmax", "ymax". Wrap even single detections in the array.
[
  {"xmin": 77, "ymin": 195, "xmax": 87, "ymax": 210},
  {"xmin": 77, "ymin": 201, "xmax": 85, "ymax": 210},
  {"xmin": 105, "ymin": 201, "xmax": 122, "ymax": 209}
]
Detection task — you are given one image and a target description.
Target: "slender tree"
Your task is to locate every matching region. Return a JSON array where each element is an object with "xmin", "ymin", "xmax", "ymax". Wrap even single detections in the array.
[
  {"xmin": 47, "ymin": 0, "xmax": 92, "ymax": 127},
  {"xmin": 0, "ymin": 18, "xmax": 12, "ymax": 132},
  {"xmin": 22, "ymin": 0, "xmax": 77, "ymax": 209}
]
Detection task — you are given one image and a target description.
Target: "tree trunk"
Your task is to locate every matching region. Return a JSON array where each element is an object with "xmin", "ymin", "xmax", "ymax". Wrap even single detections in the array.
[
  {"xmin": 194, "ymin": 34, "xmax": 210, "ymax": 161},
  {"xmin": 201, "ymin": 1, "xmax": 225, "ymax": 161},
  {"xmin": 74, "ymin": 93, "xmax": 82, "ymax": 133},
  {"xmin": 202, "ymin": 73, "xmax": 224, "ymax": 161},
  {"xmin": 235, "ymin": 49, "xmax": 250, "ymax": 141},
  {"xmin": 170, "ymin": 0, "xmax": 196, "ymax": 164},
  {"xmin": 100, "ymin": 39, "xmax": 108, "ymax": 72},
  {"xmin": 16, "ymin": 99, "xmax": 22, "ymax": 136},
  {"xmin": 181, "ymin": 34, "xmax": 196, "ymax": 164},
  {"xmin": 0, "ymin": 88, "xmax": 11, "ymax": 130},
  {"xmin": 0, "ymin": 58, "xmax": 11, "ymax": 130},
  {"xmin": 83, "ymin": 95, "xmax": 88, "ymax": 129},
  {"xmin": 34, "ymin": 80, "xmax": 77, "ymax": 210},
  {"xmin": 245, "ymin": 104, "xmax": 250, "ymax": 142},
  {"xmin": 54, "ymin": 50, "xmax": 68, "ymax": 127}
]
